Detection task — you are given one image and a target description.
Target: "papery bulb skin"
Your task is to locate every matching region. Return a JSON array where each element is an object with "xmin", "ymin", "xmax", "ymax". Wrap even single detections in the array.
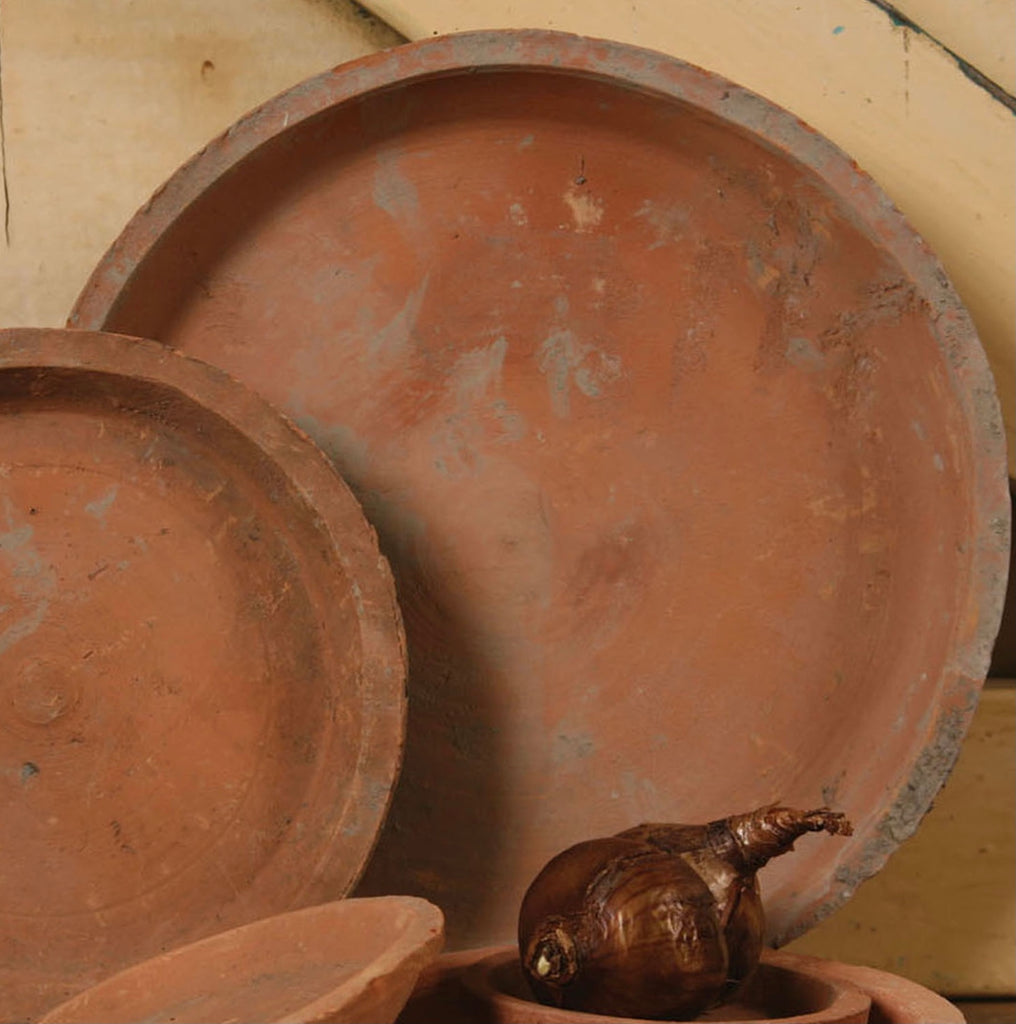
[
  {"xmin": 519, "ymin": 838, "xmax": 729, "ymax": 1019},
  {"xmin": 519, "ymin": 805, "xmax": 852, "ymax": 1021}
]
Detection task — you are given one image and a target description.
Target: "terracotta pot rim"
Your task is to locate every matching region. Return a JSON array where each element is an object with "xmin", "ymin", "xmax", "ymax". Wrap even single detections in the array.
[
  {"xmin": 401, "ymin": 945, "xmax": 963, "ymax": 1024},
  {"xmin": 775, "ymin": 952, "xmax": 965, "ymax": 1024},
  {"xmin": 461, "ymin": 945, "xmax": 872, "ymax": 1023}
]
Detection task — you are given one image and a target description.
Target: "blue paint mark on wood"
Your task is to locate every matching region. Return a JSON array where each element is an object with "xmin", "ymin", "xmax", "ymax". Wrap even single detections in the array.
[{"xmin": 863, "ymin": 0, "xmax": 1015, "ymax": 109}]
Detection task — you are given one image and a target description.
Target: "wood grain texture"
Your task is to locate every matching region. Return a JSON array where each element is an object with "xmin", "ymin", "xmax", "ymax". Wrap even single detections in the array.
[
  {"xmin": 362, "ymin": 0, "xmax": 1016, "ymax": 474},
  {"xmin": 787, "ymin": 686, "xmax": 1016, "ymax": 997},
  {"xmin": 892, "ymin": 0, "xmax": 1015, "ymax": 93},
  {"xmin": 0, "ymin": 0, "xmax": 401, "ymax": 329}
]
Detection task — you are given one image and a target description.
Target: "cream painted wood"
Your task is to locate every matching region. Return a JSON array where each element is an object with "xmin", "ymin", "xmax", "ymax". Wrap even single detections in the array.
[
  {"xmin": 0, "ymin": 0, "xmax": 400, "ymax": 330},
  {"xmin": 788, "ymin": 685, "xmax": 1016, "ymax": 997},
  {"xmin": 893, "ymin": 0, "xmax": 1015, "ymax": 93},
  {"xmin": 363, "ymin": 0, "xmax": 1016, "ymax": 474}
]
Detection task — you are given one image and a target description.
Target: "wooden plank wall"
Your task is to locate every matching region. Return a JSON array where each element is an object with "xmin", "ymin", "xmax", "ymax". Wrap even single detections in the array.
[
  {"xmin": 787, "ymin": 684, "xmax": 1016, "ymax": 996},
  {"xmin": 0, "ymin": 0, "xmax": 401, "ymax": 328},
  {"xmin": 0, "ymin": 0, "xmax": 1012, "ymax": 1002}
]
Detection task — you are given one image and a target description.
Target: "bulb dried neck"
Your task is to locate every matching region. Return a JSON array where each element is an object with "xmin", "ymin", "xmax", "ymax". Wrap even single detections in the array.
[{"xmin": 723, "ymin": 805, "xmax": 853, "ymax": 871}]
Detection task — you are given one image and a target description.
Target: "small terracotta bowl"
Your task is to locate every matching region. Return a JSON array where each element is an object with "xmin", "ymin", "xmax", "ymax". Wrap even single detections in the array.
[
  {"xmin": 460, "ymin": 946, "xmax": 871, "ymax": 1023},
  {"xmin": 39, "ymin": 895, "xmax": 444, "ymax": 1024},
  {"xmin": 398, "ymin": 946, "xmax": 965, "ymax": 1024}
]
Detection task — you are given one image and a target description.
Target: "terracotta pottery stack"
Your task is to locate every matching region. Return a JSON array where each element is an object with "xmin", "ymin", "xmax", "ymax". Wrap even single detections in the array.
[{"xmin": 1, "ymin": 28, "xmax": 1009, "ymax": 1024}]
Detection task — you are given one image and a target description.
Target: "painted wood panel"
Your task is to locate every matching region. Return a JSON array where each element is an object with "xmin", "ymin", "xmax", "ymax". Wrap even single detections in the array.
[
  {"xmin": 787, "ymin": 685, "xmax": 1016, "ymax": 996},
  {"xmin": 0, "ymin": 0, "xmax": 401, "ymax": 329},
  {"xmin": 363, "ymin": 0, "xmax": 1016, "ymax": 474},
  {"xmin": 893, "ymin": 0, "xmax": 1015, "ymax": 93}
]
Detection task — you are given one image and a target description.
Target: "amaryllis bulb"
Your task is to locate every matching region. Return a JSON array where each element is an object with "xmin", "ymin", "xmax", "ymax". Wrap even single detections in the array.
[{"xmin": 518, "ymin": 804, "xmax": 852, "ymax": 1021}]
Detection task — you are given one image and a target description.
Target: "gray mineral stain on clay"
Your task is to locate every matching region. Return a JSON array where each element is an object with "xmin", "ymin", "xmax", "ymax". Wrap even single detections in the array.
[{"xmin": 85, "ymin": 485, "xmax": 119, "ymax": 522}]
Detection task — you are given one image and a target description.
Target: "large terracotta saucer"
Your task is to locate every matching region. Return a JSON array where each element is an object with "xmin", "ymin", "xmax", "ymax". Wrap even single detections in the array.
[
  {"xmin": 67, "ymin": 31, "xmax": 1010, "ymax": 949},
  {"xmin": 0, "ymin": 328, "xmax": 406, "ymax": 1019}
]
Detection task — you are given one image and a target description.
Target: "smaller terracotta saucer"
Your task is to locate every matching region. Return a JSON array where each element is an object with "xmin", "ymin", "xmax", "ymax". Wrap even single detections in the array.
[
  {"xmin": 0, "ymin": 329, "xmax": 406, "ymax": 1019},
  {"xmin": 461, "ymin": 947, "xmax": 871, "ymax": 1023},
  {"xmin": 39, "ymin": 895, "xmax": 444, "ymax": 1024}
]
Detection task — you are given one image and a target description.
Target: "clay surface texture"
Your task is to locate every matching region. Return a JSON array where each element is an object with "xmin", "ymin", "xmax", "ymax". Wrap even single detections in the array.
[
  {"xmin": 67, "ymin": 32, "xmax": 1010, "ymax": 949},
  {"xmin": 0, "ymin": 329, "xmax": 406, "ymax": 1020}
]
